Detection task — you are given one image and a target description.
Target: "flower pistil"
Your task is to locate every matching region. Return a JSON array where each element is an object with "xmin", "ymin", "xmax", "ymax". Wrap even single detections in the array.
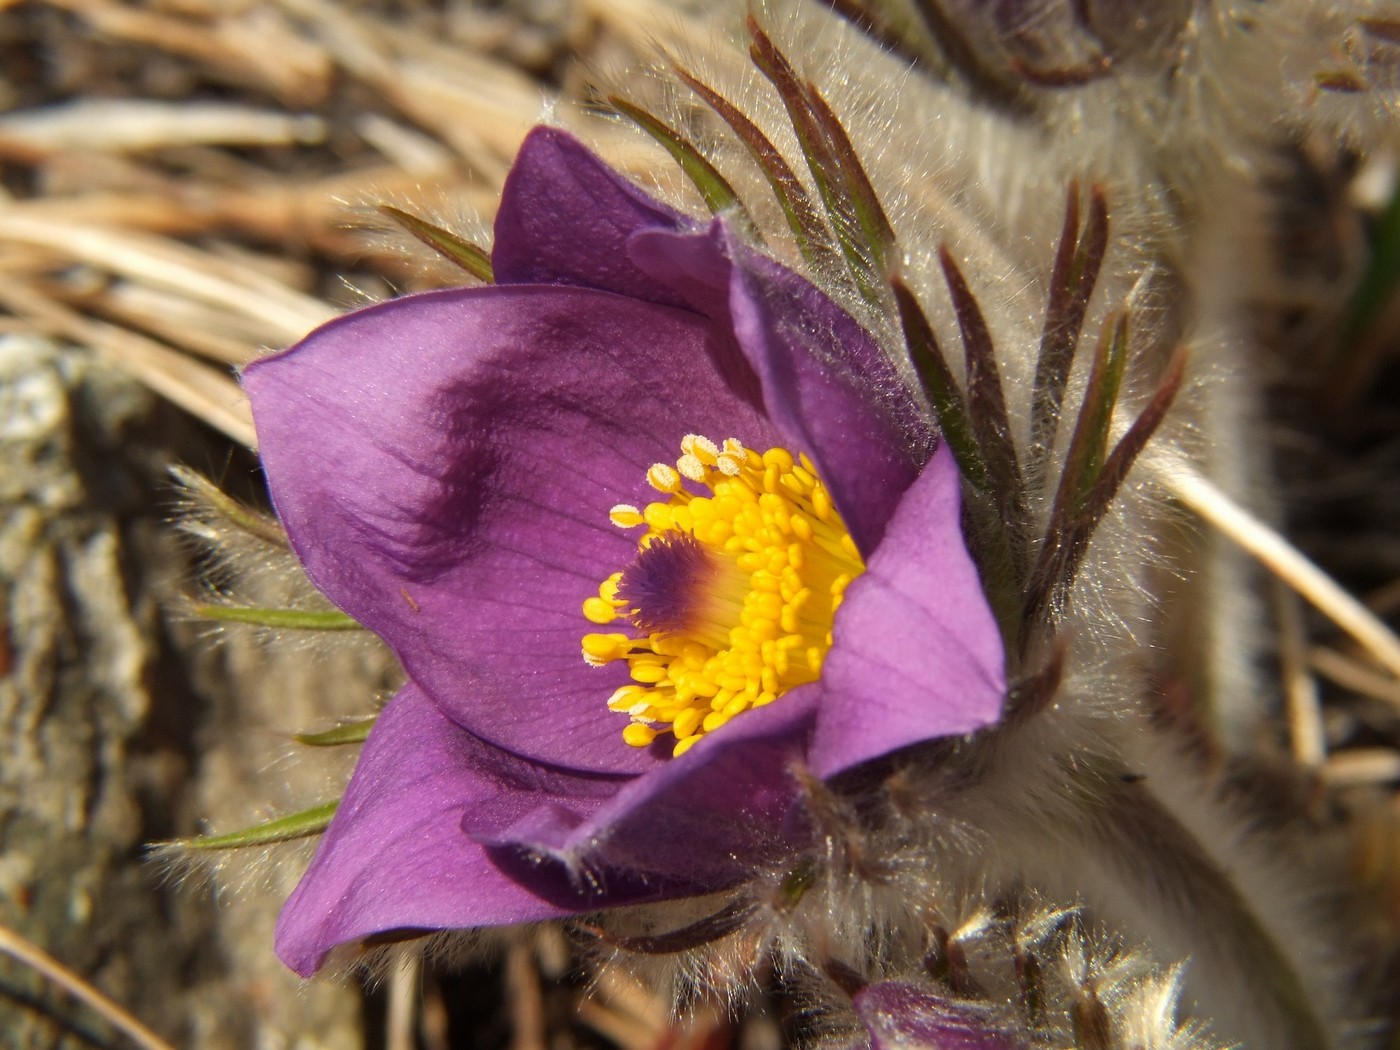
[{"xmin": 582, "ymin": 435, "xmax": 864, "ymax": 756}]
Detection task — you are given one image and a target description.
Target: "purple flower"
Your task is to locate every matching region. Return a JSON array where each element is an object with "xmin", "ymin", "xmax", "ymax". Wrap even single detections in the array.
[
  {"xmin": 852, "ymin": 981, "xmax": 1028, "ymax": 1050},
  {"xmin": 243, "ymin": 127, "xmax": 1006, "ymax": 977}
]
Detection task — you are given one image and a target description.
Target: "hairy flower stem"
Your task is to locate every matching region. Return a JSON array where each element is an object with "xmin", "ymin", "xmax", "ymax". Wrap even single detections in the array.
[{"xmin": 1073, "ymin": 774, "xmax": 1332, "ymax": 1049}]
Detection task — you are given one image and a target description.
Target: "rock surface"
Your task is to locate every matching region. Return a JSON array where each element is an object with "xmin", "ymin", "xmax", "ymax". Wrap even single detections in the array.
[{"xmin": 0, "ymin": 334, "xmax": 392, "ymax": 1048}]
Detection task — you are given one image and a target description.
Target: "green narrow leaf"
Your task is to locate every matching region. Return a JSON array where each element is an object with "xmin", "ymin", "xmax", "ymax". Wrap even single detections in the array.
[
  {"xmin": 778, "ymin": 861, "xmax": 817, "ymax": 910},
  {"xmin": 1022, "ymin": 313, "xmax": 1125, "ymax": 624},
  {"xmin": 609, "ymin": 96, "xmax": 756, "ymax": 239},
  {"xmin": 380, "ymin": 205, "xmax": 493, "ymax": 282},
  {"xmin": 748, "ymin": 20, "xmax": 888, "ymax": 300},
  {"xmin": 801, "ymin": 77, "xmax": 895, "ymax": 260},
  {"xmin": 174, "ymin": 801, "xmax": 338, "ymax": 850},
  {"xmin": 1030, "ymin": 183, "xmax": 1109, "ymax": 469},
  {"xmin": 675, "ymin": 66, "xmax": 838, "ymax": 272},
  {"xmin": 938, "ymin": 246, "xmax": 1030, "ymax": 570},
  {"xmin": 1024, "ymin": 344, "xmax": 1185, "ymax": 625},
  {"xmin": 1079, "ymin": 313, "xmax": 1129, "ymax": 493},
  {"xmin": 170, "ymin": 465, "xmax": 286, "ymax": 548},
  {"xmin": 1057, "ymin": 311, "xmax": 1129, "ymax": 521},
  {"xmin": 891, "ymin": 275, "xmax": 987, "ymax": 488},
  {"xmin": 1078, "ymin": 344, "xmax": 1186, "ymax": 524},
  {"xmin": 191, "ymin": 604, "xmax": 363, "ymax": 631},
  {"xmin": 295, "ymin": 716, "xmax": 378, "ymax": 746}
]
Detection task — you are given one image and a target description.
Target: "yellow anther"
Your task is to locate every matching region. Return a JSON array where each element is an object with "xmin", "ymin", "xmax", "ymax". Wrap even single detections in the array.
[
  {"xmin": 673, "ymin": 708, "xmax": 704, "ymax": 739},
  {"xmin": 702, "ymin": 710, "xmax": 731, "ymax": 733},
  {"xmin": 610, "ymin": 504, "xmax": 645, "ymax": 528},
  {"xmin": 762, "ymin": 448, "xmax": 794, "ymax": 473},
  {"xmin": 676, "ymin": 453, "xmax": 707, "ymax": 481},
  {"xmin": 623, "ymin": 723, "xmax": 659, "ymax": 748},
  {"xmin": 682, "ymin": 434, "xmax": 720, "ymax": 464},
  {"xmin": 644, "ymin": 503, "xmax": 675, "ymax": 529},
  {"xmin": 630, "ymin": 662, "xmax": 668, "ymax": 684},
  {"xmin": 608, "ymin": 685, "xmax": 647, "ymax": 710},
  {"xmin": 584, "ymin": 435, "xmax": 864, "ymax": 757},
  {"xmin": 582, "ymin": 632, "xmax": 632, "ymax": 663},
  {"xmin": 583, "ymin": 597, "xmax": 618, "ymax": 624},
  {"xmin": 647, "ymin": 463, "xmax": 682, "ymax": 493}
]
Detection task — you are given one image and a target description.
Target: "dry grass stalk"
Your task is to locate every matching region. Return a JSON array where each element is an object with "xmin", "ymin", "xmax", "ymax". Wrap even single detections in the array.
[
  {"xmin": 0, "ymin": 924, "xmax": 178, "ymax": 1050},
  {"xmin": 1275, "ymin": 580, "xmax": 1328, "ymax": 767},
  {"xmin": 1312, "ymin": 646, "xmax": 1400, "ymax": 711},
  {"xmin": 0, "ymin": 281, "xmax": 255, "ymax": 446},
  {"xmin": 0, "ymin": 99, "xmax": 327, "ymax": 159}
]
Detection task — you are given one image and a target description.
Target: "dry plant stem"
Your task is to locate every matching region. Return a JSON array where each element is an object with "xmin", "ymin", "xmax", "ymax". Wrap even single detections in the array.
[
  {"xmin": 506, "ymin": 940, "xmax": 546, "ymax": 1050},
  {"xmin": 386, "ymin": 954, "xmax": 419, "ymax": 1050},
  {"xmin": 0, "ymin": 99, "xmax": 325, "ymax": 158},
  {"xmin": 1321, "ymin": 748, "xmax": 1400, "ymax": 787},
  {"xmin": 272, "ymin": 0, "xmax": 536, "ymax": 177},
  {"xmin": 88, "ymin": 284, "xmax": 270, "ymax": 366},
  {"xmin": 1155, "ymin": 454, "xmax": 1400, "ymax": 684},
  {"xmin": 0, "ymin": 283, "xmax": 255, "ymax": 447},
  {"xmin": 5, "ymin": 165, "xmax": 484, "ymax": 254},
  {"xmin": 1367, "ymin": 574, "xmax": 1400, "ymax": 617},
  {"xmin": 1274, "ymin": 579, "xmax": 1327, "ymax": 767},
  {"xmin": 41, "ymin": 0, "xmax": 332, "ymax": 106},
  {"xmin": 0, "ymin": 924, "xmax": 178, "ymax": 1050},
  {"xmin": 0, "ymin": 214, "xmax": 334, "ymax": 342},
  {"xmin": 575, "ymin": 998, "xmax": 656, "ymax": 1050},
  {"xmin": 1311, "ymin": 646, "xmax": 1400, "ymax": 710},
  {"xmin": 578, "ymin": 968, "xmax": 669, "ymax": 1050}
]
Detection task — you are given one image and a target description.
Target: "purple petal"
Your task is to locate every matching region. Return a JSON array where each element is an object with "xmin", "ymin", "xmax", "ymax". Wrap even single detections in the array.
[
  {"xmin": 853, "ymin": 981, "xmax": 1028, "ymax": 1050},
  {"xmin": 474, "ymin": 689, "xmax": 818, "ymax": 889},
  {"xmin": 631, "ymin": 220, "xmax": 932, "ymax": 557},
  {"xmin": 275, "ymin": 686, "xmax": 619, "ymax": 977},
  {"xmin": 244, "ymin": 285, "xmax": 778, "ymax": 775},
  {"xmin": 626, "ymin": 221, "xmax": 733, "ymax": 320},
  {"xmin": 493, "ymin": 127, "xmax": 693, "ymax": 306},
  {"xmin": 811, "ymin": 443, "xmax": 1005, "ymax": 779},
  {"xmin": 727, "ymin": 245, "xmax": 935, "ymax": 557}
]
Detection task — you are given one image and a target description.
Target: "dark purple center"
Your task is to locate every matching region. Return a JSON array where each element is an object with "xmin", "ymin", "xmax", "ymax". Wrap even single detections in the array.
[{"xmin": 616, "ymin": 533, "xmax": 713, "ymax": 634}]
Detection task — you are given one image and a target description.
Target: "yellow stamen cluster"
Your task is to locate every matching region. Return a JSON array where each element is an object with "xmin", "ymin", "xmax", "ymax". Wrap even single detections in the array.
[{"xmin": 581, "ymin": 434, "xmax": 865, "ymax": 757}]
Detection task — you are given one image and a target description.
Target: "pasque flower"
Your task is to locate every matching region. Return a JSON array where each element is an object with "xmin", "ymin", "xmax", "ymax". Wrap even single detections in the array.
[
  {"xmin": 851, "ymin": 981, "xmax": 1027, "ymax": 1050},
  {"xmin": 243, "ymin": 126, "xmax": 1005, "ymax": 977}
]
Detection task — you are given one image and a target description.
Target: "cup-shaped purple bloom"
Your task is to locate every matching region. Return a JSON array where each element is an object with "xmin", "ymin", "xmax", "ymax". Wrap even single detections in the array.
[
  {"xmin": 243, "ymin": 127, "xmax": 1006, "ymax": 976},
  {"xmin": 852, "ymin": 981, "xmax": 1028, "ymax": 1050}
]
